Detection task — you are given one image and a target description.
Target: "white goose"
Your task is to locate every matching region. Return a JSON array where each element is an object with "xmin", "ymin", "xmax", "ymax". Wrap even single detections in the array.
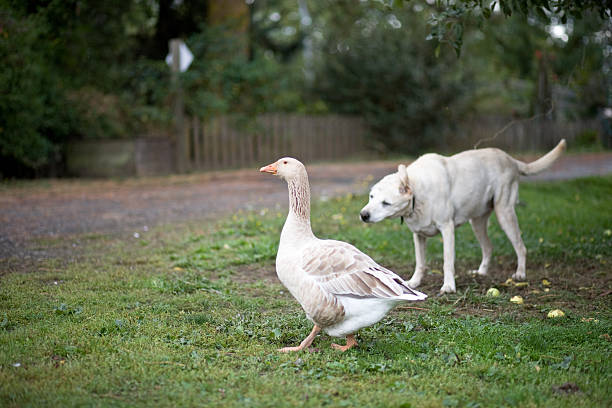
[{"xmin": 260, "ymin": 157, "xmax": 427, "ymax": 352}]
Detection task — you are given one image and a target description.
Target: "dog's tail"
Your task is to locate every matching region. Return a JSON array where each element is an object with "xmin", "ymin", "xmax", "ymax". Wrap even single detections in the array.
[{"xmin": 515, "ymin": 139, "xmax": 566, "ymax": 176}]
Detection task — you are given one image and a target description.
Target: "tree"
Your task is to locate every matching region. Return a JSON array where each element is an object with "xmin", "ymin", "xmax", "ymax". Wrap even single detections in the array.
[
  {"xmin": 314, "ymin": 3, "xmax": 470, "ymax": 154},
  {"xmin": 462, "ymin": 8, "xmax": 610, "ymax": 118},
  {"xmin": 400, "ymin": 0, "xmax": 612, "ymax": 56},
  {"xmin": 0, "ymin": 0, "xmax": 263, "ymax": 176},
  {"xmin": 0, "ymin": 5, "xmax": 82, "ymax": 177}
]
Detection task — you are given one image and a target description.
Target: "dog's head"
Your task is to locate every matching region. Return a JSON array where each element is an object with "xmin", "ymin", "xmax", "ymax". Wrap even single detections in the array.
[{"xmin": 360, "ymin": 164, "xmax": 413, "ymax": 223}]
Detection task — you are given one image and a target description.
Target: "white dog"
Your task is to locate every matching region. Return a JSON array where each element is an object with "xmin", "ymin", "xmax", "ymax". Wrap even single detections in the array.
[{"xmin": 359, "ymin": 140, "xmax": 566, "ymax": 294}]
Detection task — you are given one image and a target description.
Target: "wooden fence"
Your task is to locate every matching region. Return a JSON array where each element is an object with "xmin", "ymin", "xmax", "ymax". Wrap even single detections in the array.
[
  {"xmin": 173, "ymin": 113, "xmax": 601, "ymax": 173},
  {"xmin": 442, "ymin": 116, "xmax": 600, "ymax": 152},
  {"xmin": 63, "ymin": 115, "xmax": 601, "ymax": 177},
  {"xmin": 184, "ymin": 114, "xmax": 368, "ymax": 170}
]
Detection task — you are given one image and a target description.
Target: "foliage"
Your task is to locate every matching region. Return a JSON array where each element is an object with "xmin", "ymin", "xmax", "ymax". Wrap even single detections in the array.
[
  {"xmin": 250, "ymin": 0, "xmax": 307, "ymax": 62},
  {"xmin": 0, "ymin": 1, "xmax": 149, "ymax": 175},
  {"xmin": 461, "ymin": 10, "xmax": 610, "ymax": 118},
  {"xmin": 548, "ymin": 14, "xmax": 610, "ymax": 118},
  {"xmin": 0, "ymin": 9, "xmax": 82, "ymax": 177},
  {"xmin": 0, "ymin": 176, "xmax": 611, "ymax": 406},
  {"xmin": 6, "ymin": 0, "xmax": 137, "ymax": 87},
  {"xmin": 0, "ymin": 0, "xmax": 318, "ymax": 176},
  {"xmin": 393, "ymin": 0, "xmax": 612, "ymax": 56},
  {"xmin": 182, "ymin": 24, "xmax": 306, "ymax": 120},
  {"xmin": 314, "ymin": 4, "xmax": 471, "ymax": 154},
  {"xmin": 1, "ymin": 0, "xmax": 610, "ymax": 177}
]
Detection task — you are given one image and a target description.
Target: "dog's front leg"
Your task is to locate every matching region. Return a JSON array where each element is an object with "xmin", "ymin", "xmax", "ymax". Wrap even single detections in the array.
[
  {"xmin": 407, "ymin": 233, "xmax": 427, "ymax": 288},
  {"xmin": 440, "ymin": 224, "xmax": 457, "ymax": 294}
]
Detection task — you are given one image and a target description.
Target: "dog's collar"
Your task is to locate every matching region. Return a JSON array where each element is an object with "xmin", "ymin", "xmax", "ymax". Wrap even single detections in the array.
[{"xmin": 400, "ymin": 195, "xmax": 415, "ymax": 225}]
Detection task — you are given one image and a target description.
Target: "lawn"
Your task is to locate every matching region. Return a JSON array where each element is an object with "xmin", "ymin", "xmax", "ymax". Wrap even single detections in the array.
[{"xmin": 1, "ymin": 176, "xmax": 611, "ymax": 407}]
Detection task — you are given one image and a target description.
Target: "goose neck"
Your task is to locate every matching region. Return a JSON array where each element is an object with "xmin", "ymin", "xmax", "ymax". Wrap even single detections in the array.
[
  {"xmin": 281, "ymin": 173, "xmax": 314, "ymax": 241},
  {"xmin": 287, "ymin": 174, "xmax": 311, "ymax": 223}
]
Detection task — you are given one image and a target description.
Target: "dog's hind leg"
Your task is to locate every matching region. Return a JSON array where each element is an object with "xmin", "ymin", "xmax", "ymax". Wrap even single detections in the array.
[
  {"xmin": 469, "ymin": 213, "xmax": 493, "ymax": 276},
  {"xmin": 407, "ymin": 233, "xmax": 427, "ymax": 288},
  {"xmin": 495, "ymin": 205, "xmax": 526, "ymax": 280}
]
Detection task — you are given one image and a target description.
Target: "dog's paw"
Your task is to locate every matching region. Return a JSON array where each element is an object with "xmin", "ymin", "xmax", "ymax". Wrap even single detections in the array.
[
  {"xmin": 439, "ymin": 283, "xmax": 456, "ymax": 294},
  {"xmin": 511, "ymin": 271, "xmax": 526, "ymax": 281},
  {"xmin": 407, "ymin": 278, "xmax": 421, "ymax": 289}
]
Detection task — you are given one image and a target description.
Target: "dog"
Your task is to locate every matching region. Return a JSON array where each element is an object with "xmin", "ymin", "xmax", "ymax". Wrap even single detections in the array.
[{"xmin": 359, "ymin": 140, "xmax": 566, "ymax": 294}]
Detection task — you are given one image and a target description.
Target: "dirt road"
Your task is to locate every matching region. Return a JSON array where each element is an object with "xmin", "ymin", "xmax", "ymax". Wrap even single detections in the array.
[{"xmin": 1, "ymin": 152, "xmax": 611, "ymax": 263}]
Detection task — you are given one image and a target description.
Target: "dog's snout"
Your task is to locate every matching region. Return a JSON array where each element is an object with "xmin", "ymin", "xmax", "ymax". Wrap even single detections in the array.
[{"xmin": 360, "ymin": 211, "xmax": 370, "ymax": 222}]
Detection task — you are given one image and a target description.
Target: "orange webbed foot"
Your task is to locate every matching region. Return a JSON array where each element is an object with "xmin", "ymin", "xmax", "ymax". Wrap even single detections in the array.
[
  {"xmin": 330, "ymin": 334, "xmax": 357, "ymax": 352},
  {"xmin": 277, "ymin": 325, "xmax": 321, "ymax": 353}
]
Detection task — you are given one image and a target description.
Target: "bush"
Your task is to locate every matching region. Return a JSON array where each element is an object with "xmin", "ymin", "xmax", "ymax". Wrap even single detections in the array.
[
  {"xmin": 182, "ymin": 24, "xmax": 307, "ymax": 119},
  {"xmin": 0, "ymin": 11, "xmax": 83, "ymax": 177},
  {"xmin": 0, "ymin": 3, "xmax": 170, "ymax": 177},
  {"xmin": 574, "ymin": 129, "xmax": 600, "ymax": 149},
  {"xmin": 314, "ymin": 7, "xmax": 470, "ymax": 154}
]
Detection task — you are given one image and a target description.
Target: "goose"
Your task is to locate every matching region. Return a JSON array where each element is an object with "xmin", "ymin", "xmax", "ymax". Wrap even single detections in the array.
[{"xmin": 259, "ymin": 157, "xmax": 427, "ymax": 352}]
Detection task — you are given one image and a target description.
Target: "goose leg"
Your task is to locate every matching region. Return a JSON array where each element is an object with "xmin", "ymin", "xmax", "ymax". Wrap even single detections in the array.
[
  {"xmin": 331, "ymin": 334, "xmax": 357, "ymax": 352},
  {"xmin": 278, "ymin": 325, "xmax": 321, "ymax": 352}
]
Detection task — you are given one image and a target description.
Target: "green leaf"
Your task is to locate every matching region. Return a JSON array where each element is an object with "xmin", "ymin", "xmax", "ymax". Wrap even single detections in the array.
[
  {"xmin": 552, "ymin": 355, "xmax": 573, "ymax": 370},
  {"xmin": 499, "ymin": 0, "xmax": 512, "ymax": 16},
  {"xmin": 443, "ymin": 397, "xmax": 459, "ymax": 407},
  {"xmin": 271, "ymin": 327, "xmax": 282, "ymax": 339},
  {"xmin": 0, "ymin": 314, "xmax": 9, "ymax": 330},
  {"xmin": 536, "ymin": 6, "xmax": 548, "ymax": 20}
]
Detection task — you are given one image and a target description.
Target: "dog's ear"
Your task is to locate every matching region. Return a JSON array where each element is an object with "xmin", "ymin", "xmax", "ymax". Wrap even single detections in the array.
[{"xmin": 397, "ymin": 164, "xmax": 411, "ymax": 195}]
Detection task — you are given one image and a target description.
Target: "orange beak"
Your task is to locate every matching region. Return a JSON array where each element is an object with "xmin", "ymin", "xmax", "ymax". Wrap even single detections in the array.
[{"xmin": 259, "ymin": 162, "xmax": 278, "ymax": 175}]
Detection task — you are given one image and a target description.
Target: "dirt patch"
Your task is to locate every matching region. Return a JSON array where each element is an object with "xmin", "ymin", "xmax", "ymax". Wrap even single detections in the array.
[
  {"xmin": 442, "ymin": 260, "xmax": 611, "ymax": 319},
  {"xmin": 228, "ymin": 257, "xmax": 610, "ymax": 321},
  {"xmin": 227, "ymin": 262, "xmax": 278, "ymax": 284},
  {"xmin": 552, "ymin": 382, "xmax": 581, "ymax": 395}
]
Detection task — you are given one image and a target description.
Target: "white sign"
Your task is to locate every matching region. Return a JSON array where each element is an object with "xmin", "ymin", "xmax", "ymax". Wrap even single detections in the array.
[{"xmin": 165, "ymin": 41, "xmax": 194, "ymax": 72}]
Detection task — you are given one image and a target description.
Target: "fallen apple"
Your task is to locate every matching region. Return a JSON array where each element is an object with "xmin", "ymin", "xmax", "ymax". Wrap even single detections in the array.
[
  {"xmin": 547, "ymin": 309, "xmax": 565, "ymax": 318},
  {"xmin": 486, "ymin": 288, "xmax": 500, "ymax": 297},
  {"xmin": 510, "ymin": 295, "xmax": 524, "ymax": 304}
]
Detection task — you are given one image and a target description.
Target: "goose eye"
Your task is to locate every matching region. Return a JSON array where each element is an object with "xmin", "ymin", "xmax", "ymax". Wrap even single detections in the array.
[
  {"xmin": 283, "ymin": 160, "xmax": 288, "ymax": 164},
  {"xmin": 382, "ymin": 201, "xmax": 391, "ymax": 207}
]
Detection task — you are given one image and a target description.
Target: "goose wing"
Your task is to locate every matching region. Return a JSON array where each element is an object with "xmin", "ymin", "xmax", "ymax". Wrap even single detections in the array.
[{"xmin": 301, "ymin": 240, "xmax": 426, "ymax": 300}]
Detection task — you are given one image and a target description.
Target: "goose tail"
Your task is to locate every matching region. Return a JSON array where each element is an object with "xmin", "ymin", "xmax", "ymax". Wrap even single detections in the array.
[{"xmin": 394, "ymin": 279, "xmax": 428, "ymax": 301}]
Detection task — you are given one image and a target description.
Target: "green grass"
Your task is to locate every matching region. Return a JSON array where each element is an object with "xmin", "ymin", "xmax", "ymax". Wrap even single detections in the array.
[{"xmin": 1, "ymin": 176, "xmax": 611, "ymax": 407}]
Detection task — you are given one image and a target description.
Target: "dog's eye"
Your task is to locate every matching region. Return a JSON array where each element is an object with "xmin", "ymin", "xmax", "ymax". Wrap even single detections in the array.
[
  {"xmin": 369, "ymin": 194, "xmax": 373, "ymax": 199},
  {"xmin": 382, "ymin": 201, "xmax": 391, "ymax": 207}
]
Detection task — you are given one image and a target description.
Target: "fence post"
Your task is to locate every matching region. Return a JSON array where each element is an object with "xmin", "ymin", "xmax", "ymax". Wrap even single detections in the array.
[
  {"xmin": 170, "ymin": 39, "xmax": 189, "ymax": 173},
  {"xmin": 192, "ymin": 116, "xmax": 201, "ymax": 169}
]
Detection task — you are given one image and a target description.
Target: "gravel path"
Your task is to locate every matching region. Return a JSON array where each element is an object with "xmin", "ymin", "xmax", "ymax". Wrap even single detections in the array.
[{"xmin": 1, "ymin": 152, "xmax": 611, "ymax": 264}]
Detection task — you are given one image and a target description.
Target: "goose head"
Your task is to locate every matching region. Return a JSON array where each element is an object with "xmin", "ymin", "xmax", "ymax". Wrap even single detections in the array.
[{"xmin": 260, "ymin": 157, "xmax": 306, "ymax": 181}]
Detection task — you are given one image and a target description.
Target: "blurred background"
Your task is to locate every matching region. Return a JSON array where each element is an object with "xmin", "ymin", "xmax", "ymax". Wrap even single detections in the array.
[{"xmin": 1, "ymin": 0, "xmax": 610, "ymax": 178}]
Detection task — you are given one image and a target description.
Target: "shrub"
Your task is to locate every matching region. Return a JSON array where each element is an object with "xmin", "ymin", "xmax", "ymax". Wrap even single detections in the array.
[
  {"xmin": 314, "ymin": 7, "xmax": 470, "ymax": 154},
  {"xmin": 0, "ymin": 11, "xmax": 82, "ymax": 176}
]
